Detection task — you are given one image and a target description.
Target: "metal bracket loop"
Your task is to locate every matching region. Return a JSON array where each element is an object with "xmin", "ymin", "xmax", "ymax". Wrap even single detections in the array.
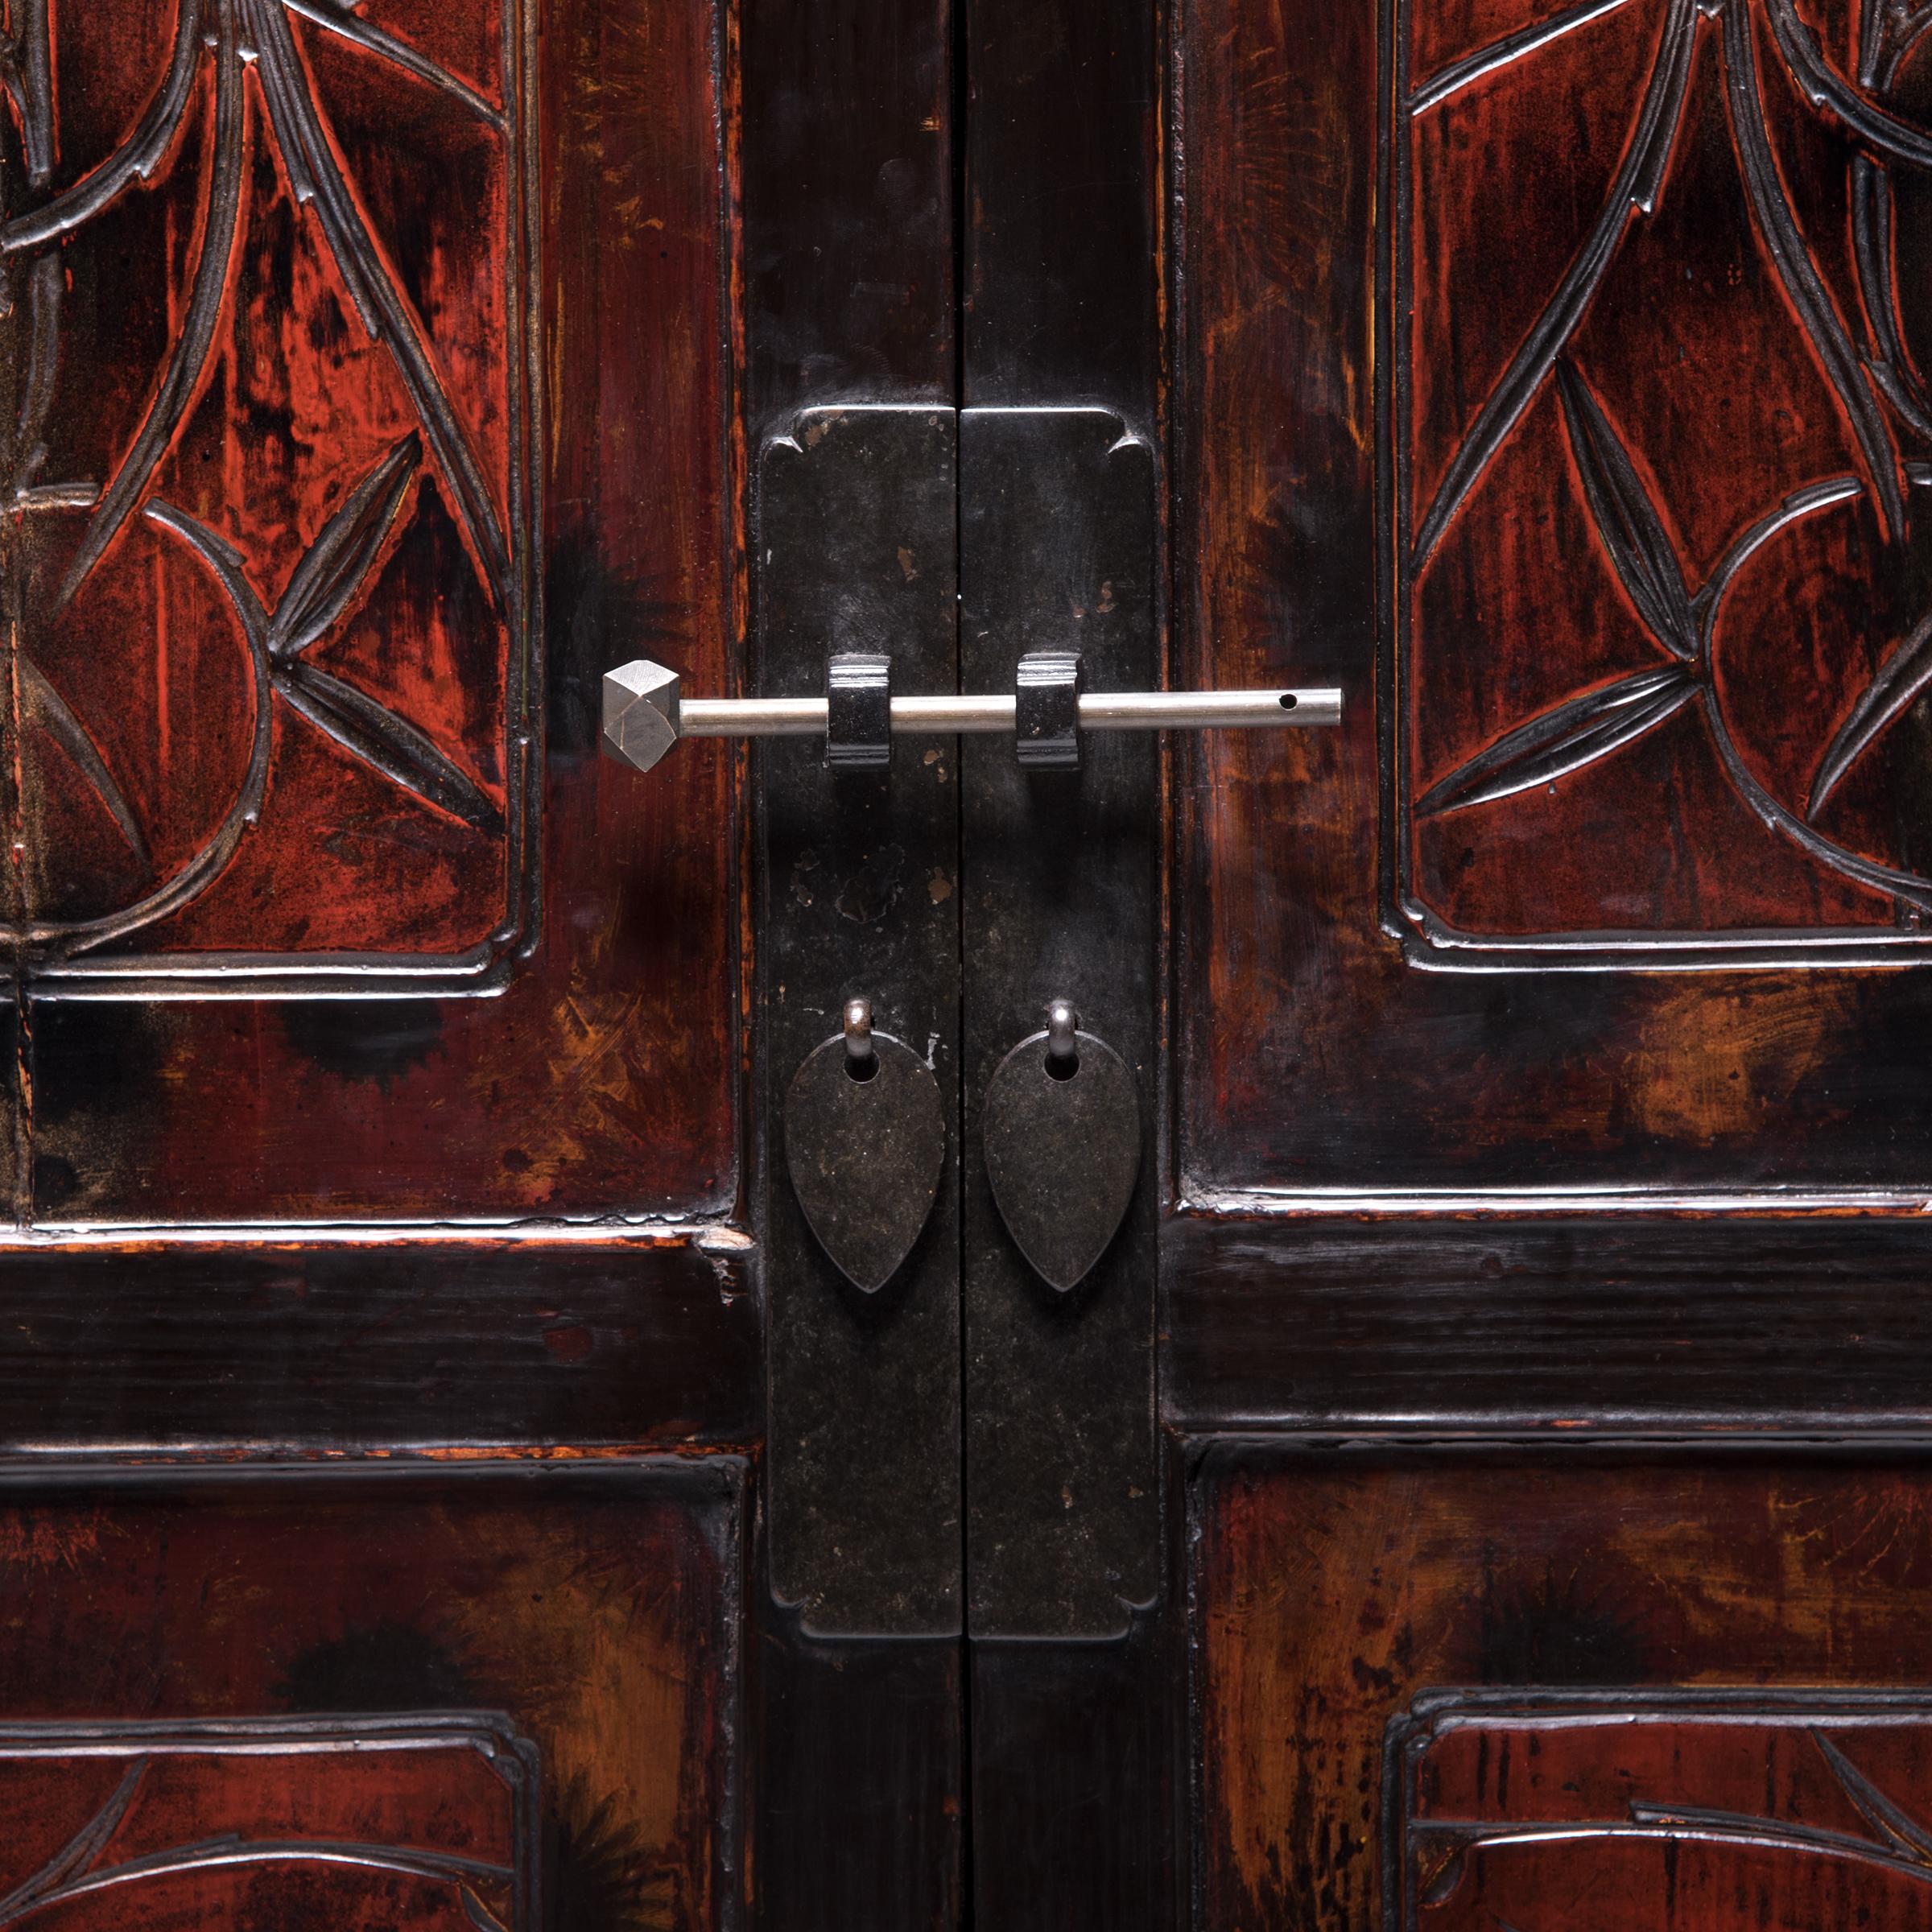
[
  {"xmin": 826, "ymin": 652, "xmax": 894, "ymax": 770},
  {"xmin": 1015, "ymin": 651, "xmax": 1084, "ymax": 770}
]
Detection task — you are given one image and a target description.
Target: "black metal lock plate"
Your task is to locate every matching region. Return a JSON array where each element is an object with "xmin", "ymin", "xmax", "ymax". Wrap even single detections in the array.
[
  {"xmin": 759, "ymin": 403, "xmax": 962, "ymax": 1640},
  {"xmin": 960, "ymin": 404, "xmax": 1158, "ymax": 1640}
]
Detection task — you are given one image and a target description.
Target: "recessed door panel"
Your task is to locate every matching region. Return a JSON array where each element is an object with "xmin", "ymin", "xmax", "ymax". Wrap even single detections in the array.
[
  {"xmin": 0, "ymin": 1463, "xmax": 741, "ymax": 1932},
  {"xmin": 1172, "ymin": 0, "xmax": 1932, "ymax": 1203},
  {"xmin": 7, "ymin": 0, "xmax": 738, "ymax": 1227},
  {"xmin": 1195, "ymin": 1446, "xmax": 1932, "ymax": 1929}
]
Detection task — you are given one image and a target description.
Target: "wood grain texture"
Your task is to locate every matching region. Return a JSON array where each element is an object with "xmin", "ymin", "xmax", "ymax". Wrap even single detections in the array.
[
  {"xmin": 1163, "ymin": 1213, "xmax": 1932, "ymax": 1430},
  {"xmin": 0, "ymin": 1236, "xmax": 755, "ymax": 1451},
  {"xmin": 1170, "ymin": 0, "xmax": 1932, "ymax": 1199},
  {"xmin": 1392, "ymin": 1690, "xmax": 1932, "ymax": 1930},
  {"xmin": 0, "ymin": 1461, "xmax": 741, "ymax": 1932},
  {"xmin": 1395, "ymin": 0, "xmax": 1932, "ymax": 959},
  {"xmin": 0, "ymin": 1716, "xmax": 535, "ymax": 1931},
  {"xmin": 754, "ymin": 1624, "xmax": 963, "ymax": 1932},
  {"xmin": 7, "ymin": 0, "xmax": 740, "ymax": 1225},
  {"xmin": 1194, "ymin": 1444, "xmax": 1932, "ymax": 1930},
  {"xmin": 3, "ymin": 0, "xmax": 534, "ymax": 985},
  {"xmin": 969, "ymin": 1624, "xmax": 1174, "ymax": 1932}
]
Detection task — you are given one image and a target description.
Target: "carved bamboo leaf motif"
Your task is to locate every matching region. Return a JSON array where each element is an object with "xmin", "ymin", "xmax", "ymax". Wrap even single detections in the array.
[
  {"xmin": 6, "ymin": 0, "xmax": 56, "ymax": 188},
  {"xmin": 1401, "ymin": 0, "xmax": 1932, "ymax": 938},
  {"xmin": 1812, "ymin": 1728, "xmax": 1932, "ymax": 1865},
  {"xmin": 270, "ymin": 431, "xmax": 423, "ymax": 658},
  {"xmin": 1808, "ymin": 607, "xmax": 1932, "ymax": 818},
  {"xmin": 246, "ymin": 0, "xmax": 515, "ymax": 616},
  {"xmin": 1765, "ymin": 0, "xmax": 1932, "ymax": 167},
  {"xmin": 0, "ymin": 0, "xmax": 530, "ymax": 976},
  {"xmin": 56, "ymin": 0, "xmax": 249, "ymax": 610},
  {"xmin": 0, "ymin": 1743, "xmax": 514, "ymax": 1932},
  {"xmin": 38, "ymin": 499, "xmax": 283, "ymax": 962},
  {"xmin": 1721, "ymin": 0, "xmax": 1905, "ymax": 538},
  {"xmin": 0, "ymin": 0, "xmax": 203, "ymax": 254},
  {"xmin": 275, "ymin": 662, "xmax": 505, "ymax": 833},
  {"xmin": 0, "ymin": 1761, "xmax": 148, "ymax": 1921},
  {"xmin": 262, "ymin": 432, "xmax": 501, "ymax": 830},
  {"xmin": 1409, "ymin": 0, "xmax": 1699, "ymax": 572},
  {"xmin": 1416, "ymin": 666, "xmax": 1698, "ymax": 815},
  {"xmin": 19, "ymin": 661, "xmax": 152, "ymax": 873},
  {"xmin": 283, "ymin": 0, "xmax": 510, "ymax": 127},
  {"xmin": 1406, "ymin": 0, "xmax": 1636, "ymax": 115},
  {"xmin": 1554, "ymin": 360, "xmax": 1697, "ymax": 658},
  {"xmin": 459, "ymin": 1882, "xmax": 513, "ymax": 1932}
]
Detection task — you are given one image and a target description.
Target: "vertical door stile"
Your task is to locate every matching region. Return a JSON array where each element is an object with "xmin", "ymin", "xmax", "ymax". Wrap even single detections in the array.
[
  {"xmin": 957, "ymin": 0, "xmax": 1173, "ymax": 1923},
  {"xmin": 737, "ymin": 0, "xmax": 966, "ymax": 1922}
]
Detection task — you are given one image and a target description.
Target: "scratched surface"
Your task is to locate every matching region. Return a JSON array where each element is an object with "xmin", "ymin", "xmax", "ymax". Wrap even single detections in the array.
[
  {"xmin": 1195, "ymin": 1448, "xmax": 1932, "ymax": 1929},
  {"xmin": 0, "ymin": 0, "xmax": 738, "ymax": 1223},
  {"xmin": 0, "ymin": 1467, "xmax": 737, "ymax": 1932},
  {"xmin": 1173, "ymin": 0, "xmax": 1932, "ymax": 1197},
  {"xmin": 1397, "ymin": 0, "xmax": 1932, "ymax": 960},
  {"xmin": 2, "ymin": 0, "xmax": 532, "ymax": 981},
  {"xmin": 1394, "ymin": 1694, "xmax": 1932, "ymax": 1930},
  {"xmin": 0, "ymin": 1719, "xmax": 533, "ymax": 1930}
]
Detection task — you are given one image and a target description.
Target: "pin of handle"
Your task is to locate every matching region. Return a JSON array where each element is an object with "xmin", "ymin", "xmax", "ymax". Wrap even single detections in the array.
[{"xmin": 603, "ymin": 653, "xmax": 1341, "ymax": 774}]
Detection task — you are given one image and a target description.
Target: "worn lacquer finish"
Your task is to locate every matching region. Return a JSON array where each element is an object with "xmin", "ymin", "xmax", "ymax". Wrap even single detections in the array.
[
  {"xmin": 2, "ymin": 0, "xmax": 534, "ymax": 984},
  {"xmin": 1195, "ymin": 1448, "xmax": 1932, "ymax": 1930},
  {"xmin": 0, "ymin": 1465, "xmax": 739, "ymax": 1932},
  {"xmin": 1174, "ymin": 0, "xmax": 1932, "ymax": 1197},
  {"xmin": 0, "ymin": 1717, "xmax": 535, "ymax": 1931},
  {"xmin": 0, "ymin": 0, "xmax": 738, "ymax": 1223},
  {"xmin": 1392, "ymin": 1692, "xmax": 1932, "ymax": 1931},
  {"xmin": 1397, "ymin": 0, "xmax": 1932, "ymax": 962}
]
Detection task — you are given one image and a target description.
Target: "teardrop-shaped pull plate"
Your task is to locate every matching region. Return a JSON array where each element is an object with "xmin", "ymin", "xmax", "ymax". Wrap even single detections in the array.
[
  {"xmin": 982, "ymin": 1020, "xmax": 1141, "ymax": 1291},
  {"xmin": 785, "ymin": 1026, "xmax": 945, "ymax": 1292}
]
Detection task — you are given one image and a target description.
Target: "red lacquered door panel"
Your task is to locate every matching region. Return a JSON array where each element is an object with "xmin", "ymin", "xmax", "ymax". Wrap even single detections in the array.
[
  {"xmin": 1165, "ymin": 1, "xmax": 1932, "ymax": 1926},
  {"xmin": 1174, "ymin": 0, "xmax": 1932, "ymax": 1204},
  {"xmin": 1195, "ymin": 1449, "xmax": 1932, "ymax": 1929},
  {"xmin": 6, "ymin": 0, "xmax": 737, "ymax": 1227},
  {"xmin": 0, "ymin": 5, "xmax": 756, "ymax": 1929}
]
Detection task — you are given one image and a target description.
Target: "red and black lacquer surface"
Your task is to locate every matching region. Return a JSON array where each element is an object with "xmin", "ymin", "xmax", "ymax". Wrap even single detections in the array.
[
  {"xmin": 7, "ymin": 0, "xmax": 535, "ymax": 982},
  {"xmin": 1174, "ymin": 0, "xmax": 1932, "ymax": 1197},
  {"xmin": 0, "ymin": 1718, "xmax": 533, "ymax": 1931},
  {"xmin": 1195, "ymin": 1451, "xmax": 1932, "ymax": 1930},
  {"xmin": 1398, "ymin": 0, "xmax": 1932, "ymax": 961},
  {"xmin": 0, "ymin": 1466, "xmax": 738, "ymax": 1932},
  {"xmin": 1396, "ymin": 1695, "xmax": 1932, "ymax": 1930},
  {"xmin": 0, "ymin": 0, "xmax": 741, "ymax": 1224},
  {"xmin": 0, "ymin": 6, "xmax": 752, "ymax": 1908}
]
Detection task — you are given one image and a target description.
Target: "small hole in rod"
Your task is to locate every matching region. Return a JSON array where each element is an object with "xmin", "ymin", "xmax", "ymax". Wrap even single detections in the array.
[{"xmin": 1278, "ymin": 693, "xmax": 1298, "ymax": 711}]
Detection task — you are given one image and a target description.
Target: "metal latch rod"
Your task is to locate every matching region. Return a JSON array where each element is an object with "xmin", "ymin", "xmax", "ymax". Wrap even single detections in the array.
[{"xmin": 605, "ymin": 655, "xmax": 1341, "ymax": 774}]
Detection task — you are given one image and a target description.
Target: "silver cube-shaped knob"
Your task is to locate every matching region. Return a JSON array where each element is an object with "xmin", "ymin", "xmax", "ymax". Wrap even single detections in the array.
[{"xmin": 602, "ymin": 658, "xmax": 683, "ymax": 774}]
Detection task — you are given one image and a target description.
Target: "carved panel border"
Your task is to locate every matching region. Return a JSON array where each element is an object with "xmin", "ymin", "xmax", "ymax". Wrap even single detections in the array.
[
  {"xmin": 1383, "ymin": 0, "xmax": 1932, "ymax": 971},
  {"xmin": 1387, "ymin": 1687, "xmax": 1932, "ymax": 1930},
  {"xmin": 2, "ymin": 0, "xmax": 539, "ymax": 1000},
  {"xmin": 0, "ymin": 1713, "xmax": 538, "ymax": 1930}
]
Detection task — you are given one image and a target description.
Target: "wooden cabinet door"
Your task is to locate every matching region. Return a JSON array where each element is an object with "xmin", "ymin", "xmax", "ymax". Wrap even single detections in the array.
[
  {"xmin": 19, "ymin": 0, "xmax": 1932, "ymax": 1926},
  {"xmin": 1162, "ymin": 0, "xmax": 1932, "ymax": 1926},
  {"xmin": 0, "ymin": 1, "xmax": 759, "ymax": 1926}
]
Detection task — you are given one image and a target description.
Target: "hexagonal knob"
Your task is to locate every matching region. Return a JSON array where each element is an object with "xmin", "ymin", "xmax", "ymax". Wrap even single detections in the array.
[{"xmin": 602, "ymin": 658, "xmax": 683, "ymax": 774}]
